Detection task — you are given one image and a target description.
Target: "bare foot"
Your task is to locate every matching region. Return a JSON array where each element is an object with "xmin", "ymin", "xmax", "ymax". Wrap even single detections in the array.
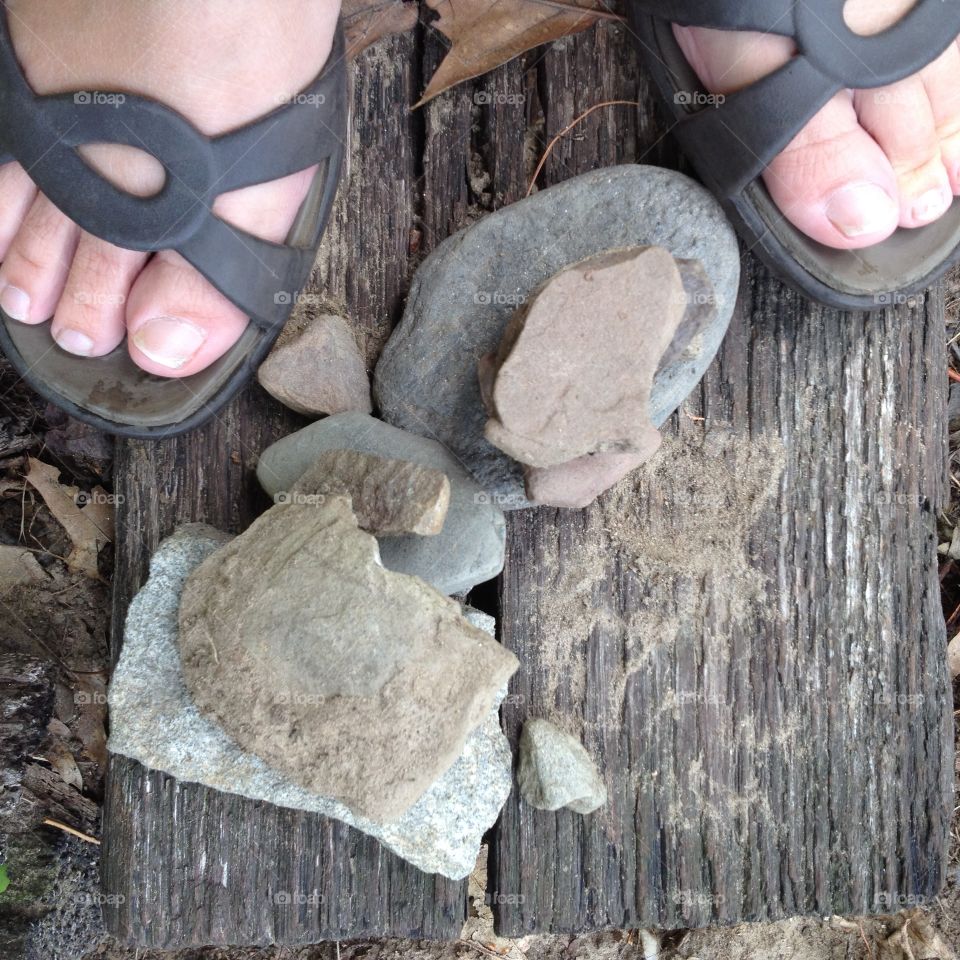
[
  {"xmin": 0, "ymin": 0, "xmax": 341, "ymax": 373},
  {"xmin": 673, "ymin": 0, "xmax": 960, "ymax": 249}
]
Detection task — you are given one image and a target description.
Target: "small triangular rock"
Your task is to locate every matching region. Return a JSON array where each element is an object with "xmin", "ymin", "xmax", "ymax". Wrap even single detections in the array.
[
  {"xmin": 290, "ymin": 448, "xmax": 450, "ymax": 536},
  {"xmin": 258, "ymin": 313, "xmax": 372, "ymax": 417},
  {"xmin": 517, "ymin": 718, "xmax": 607, "ymax": 815},
  {"xmin": 178, "ymin": 496, "xmax": 518, "ymax": 822}
]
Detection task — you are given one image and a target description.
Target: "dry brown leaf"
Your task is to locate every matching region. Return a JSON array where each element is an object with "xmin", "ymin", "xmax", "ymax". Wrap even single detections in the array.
[
  {"xmin": 25, "ymin": 458, "xmax": 114, "ymax": 579},
  {"xmin": 47, "ymin": 718, "xmax": 72, "ymax": 739},
  {"xmin": 880, "ymin": 911, "xmax": 957, "ymax": 960},
  {"xmin": 44, "ymin": 738, "xmax": 83, "ymax": 791},
  {"xmin": 73, "ymin": 674, "xmax": 108, "ymax": 774},
  {"xmin": 343, "ymin": 0, "xmax": 418, "ymax": 59},
  {"xmin": 418, "ymin": 0, "xmax": 620, "ymax": 106},
  {"xmin": 0, "ymin": 544, "xmax": 47, "ymax": 594}
]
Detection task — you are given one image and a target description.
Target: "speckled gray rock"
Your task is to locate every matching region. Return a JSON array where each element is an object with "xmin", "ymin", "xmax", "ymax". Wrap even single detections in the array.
[
  {"xmin": 374, "ymin": 165, "xmax": 740, "ymax": 508},
  {"xmin": 517, "ymin": 719, "xmax": 607, "ymax": 815},
  {"xmin": 257, "ymin": 412, "xmax": 506, "ymax": 594},
  {"xmin": 107, "ymin": 525, "xmax": 514, "ymax": 879}
]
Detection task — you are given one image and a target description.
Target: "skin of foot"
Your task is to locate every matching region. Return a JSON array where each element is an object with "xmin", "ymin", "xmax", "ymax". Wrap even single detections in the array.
[
  {"xmin": 673, "ymin": 0, "xmax": 960, "ymax": 249},
  {"xmin": 0, "ymin": 0, "xmax": 341, "ymax": 373}
]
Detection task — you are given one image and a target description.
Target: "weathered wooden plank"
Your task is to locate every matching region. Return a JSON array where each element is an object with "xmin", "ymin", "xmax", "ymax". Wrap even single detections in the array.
[
  {"xmin": 103, "ymin": 757, "xmax": 465, "ymax": 947},
  {"xmin": 492, "ymin": 175, "xmax": 952, "ymax": 940},
  {"xmin": 102, "ymin": 33, "xmax": 468, "ymax": 946},
  {"xmin": 102, "ymin": 10, "xmax": 955, "ymax": 943},
  {"xmin": 490, "ymin": 18, "xmax": 953, "ymax": 936}
]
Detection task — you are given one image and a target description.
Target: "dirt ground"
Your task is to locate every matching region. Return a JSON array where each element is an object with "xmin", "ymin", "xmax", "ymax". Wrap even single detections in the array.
[{"xmin": 3, "ymin": 275, "xmax": 960, "ymax": 959}]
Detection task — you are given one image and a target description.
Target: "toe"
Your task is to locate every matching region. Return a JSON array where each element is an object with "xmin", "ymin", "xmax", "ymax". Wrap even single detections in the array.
[
  {"xmin": 0, "ymin": 194, "xmax": 80, "ymax": 324},
  {"xmin": 762, "ymin": 93, "xmax": 901, "ymax": 249},
  {"xmin": 124, "ymin": 166, "xmax": 316, "ymax": 377},
  {"xmin": 854, "ymin": 77, "xmax": 952, "ymax": 228},
  {"xmin": 51, "ymin": 234, "xmax": 147, "ymax": 356},
  {"xmin": 125, "ymin": 251, "xmax": 249, "ymax": 377},
  {"xmin": 0, "ymin": 162, "xmax": 38, "ymax": 261},
  {"xmin": 919, "ymin": 41, "xmax": 960, "ymax": 194},
  {"xmin": 673, "ymin": 24, "xmax": 901, "ymax": 250}
]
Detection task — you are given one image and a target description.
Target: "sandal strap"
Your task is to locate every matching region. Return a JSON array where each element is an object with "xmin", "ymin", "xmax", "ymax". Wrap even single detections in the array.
[
  {"xmin": 676, "ymin": 59, "xmax": 838, "ymax": 199},
  {"xmin": 0, "ymin": 5, "xmax": 346, "ymax": 332},
  {"xmin": 637, "ymin": 0, "xmax": 795, "ymax": 35}
]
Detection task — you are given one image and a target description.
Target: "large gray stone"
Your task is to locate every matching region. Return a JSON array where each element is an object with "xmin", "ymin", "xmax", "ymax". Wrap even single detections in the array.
[
  {"xmin": 107, "ymin": 525, "xmax": 514, "ymax": 879},
  {"xmin": 374, "ymin": 165, "xmax": 740, "ymax": 507},
  {"xmin": 257, "ymin": 412, "xmax": 506, "ymax": 595}
]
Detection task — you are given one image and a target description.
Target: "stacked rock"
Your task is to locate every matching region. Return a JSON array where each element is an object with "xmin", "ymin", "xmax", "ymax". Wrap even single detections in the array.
[{"xmin": 479, "ymin": 245, "xmax": 717, "ymax": 508}]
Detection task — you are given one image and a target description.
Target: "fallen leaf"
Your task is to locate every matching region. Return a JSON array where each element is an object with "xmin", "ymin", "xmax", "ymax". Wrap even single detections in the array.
[
  {"xmin": 881, "ymin": 910, "xmax": 957, "ymax": 960},
  {"xmin": 73, "ymin": 675, "xmax": 108, "ymax": 774},
  {"xmin": 0, "ymin": 544, "xmax": 47, "ymax": 594},
  {"xmin": 24, "ymin": 458, "xmax": 114, "ymax": 579},
  {"xmin": 47, "ymin": 718, "xmax": 72, "ymax": 739},
  {"xmin": 45, "ymin": 738, "xmax": 83, "ymax": 792},
  {"xmin": 418, "ymin": 0, "xmax": 620, "ymax": 106},
  {"xmin": 343, "ymin": 0, "xmax": 418, "ymax": 59},
  {"xmin": 940, "ymin": 523, "xmax": 960, "ymax": 559}
]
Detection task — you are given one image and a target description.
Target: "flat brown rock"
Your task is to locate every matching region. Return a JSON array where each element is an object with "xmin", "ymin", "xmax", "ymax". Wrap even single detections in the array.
[
  {"xmin": 290, "ymin": 448, "xmax": 450, "ymax": 536},
  {"xmin": 257, "ymin": 313, "xmax": 372, "ymax": 417},
  {"xmin": 178, "ymin": 496, "xmax": 518, "ymax": 822},
  {"xmin": 524, "ymin": 450, "xmax": 649, "ymax": 509},
  {"xmin": 482, "ymin": 246, "xmax": 686, "ymax": 469}
]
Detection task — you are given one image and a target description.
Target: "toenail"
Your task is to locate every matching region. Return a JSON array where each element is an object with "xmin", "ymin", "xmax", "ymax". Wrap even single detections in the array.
[
  {"xmin": 132, "ymin": 316, "xmax": 206, "ymax": 369},
  {"xmin": 911, "ymin": 187, "xmax": 952, "ymax": 224},
  {"xmin": 54, "ymin": 328, "xmax": 95, "ymax": 357},
  {"xmin": 825, "ymin": 182, "xmax": 898, "ymax": 238},
  {"xmin": 0, "ymin": 283, "xmax": 31, "ymax": 322}
]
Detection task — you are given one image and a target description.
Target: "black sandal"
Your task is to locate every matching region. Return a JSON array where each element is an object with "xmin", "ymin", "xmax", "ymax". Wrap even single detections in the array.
[
  {"xmin": 0, "ymin": 9, "xmax": 346, "ymax": 438},
  {"xmin": 627, "ymin": 0, "xmax": 960, "ymax": 310}
]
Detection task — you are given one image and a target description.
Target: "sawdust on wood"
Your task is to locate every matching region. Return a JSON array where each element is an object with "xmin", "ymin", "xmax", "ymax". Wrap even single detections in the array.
[{"xmin": 532, "ymin": 427, "xmax": 787, "ymax": 729}]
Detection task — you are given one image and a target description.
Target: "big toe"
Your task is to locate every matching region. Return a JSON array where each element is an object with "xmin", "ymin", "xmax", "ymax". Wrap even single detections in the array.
[
  {"xmin": 763, "ymin": 94, "xmax": 901, "ymax": 248},
  {"xmin": 125, "ymin": 250, "xmax": 249, "ymax": 377},
  {"xmin": 674, "ymin": 24, "xmax": 902, "ymax": 250},
  {"xmin": 125, "ymin": 166, "xmax": 317, "ymax": 377}
]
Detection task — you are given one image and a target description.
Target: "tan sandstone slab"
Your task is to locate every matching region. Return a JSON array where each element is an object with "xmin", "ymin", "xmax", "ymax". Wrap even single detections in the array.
[{"xmin": 177, "ymin": 496, "xmax": 518, "ymax": 822}]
